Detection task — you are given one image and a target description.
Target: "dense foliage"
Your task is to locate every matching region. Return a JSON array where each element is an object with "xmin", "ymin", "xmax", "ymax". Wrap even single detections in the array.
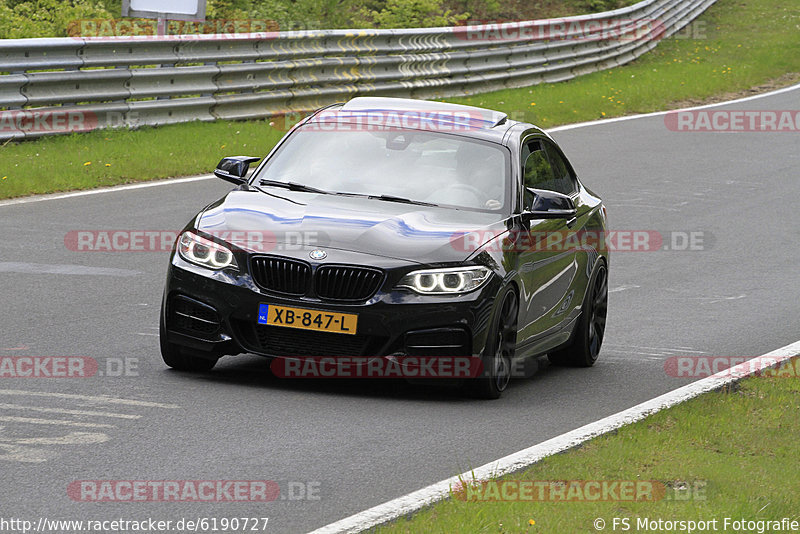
[{"xmin": 0, "ymin": 0, "xmax": 639, "ymax": 38}]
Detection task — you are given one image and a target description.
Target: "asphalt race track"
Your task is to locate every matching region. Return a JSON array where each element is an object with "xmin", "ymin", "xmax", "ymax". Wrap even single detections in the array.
[{"xmin": 1, "ymin": 85, "xmax": 798, "ymax": 533}]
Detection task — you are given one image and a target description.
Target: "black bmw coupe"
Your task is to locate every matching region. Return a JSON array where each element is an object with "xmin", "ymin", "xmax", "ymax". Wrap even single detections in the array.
[{"xmin": 160, "ymin": 97, "xmax": 608, "ymax": 398}]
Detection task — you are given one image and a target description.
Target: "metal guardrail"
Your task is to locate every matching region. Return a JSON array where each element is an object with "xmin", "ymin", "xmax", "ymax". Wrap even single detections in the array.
[{"xmin": 0, "ymin": 0, "xmax": 715, "ymax": 139}]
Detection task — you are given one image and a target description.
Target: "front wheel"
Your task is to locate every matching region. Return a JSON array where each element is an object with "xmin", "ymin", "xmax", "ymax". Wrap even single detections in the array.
[
  {"xmin": 548, "ymin": 261, "xmax": 608, "ymax": 367},
  {"xmin": 464, "ymin": 287, "xmax": 518, "ymax": 399}
]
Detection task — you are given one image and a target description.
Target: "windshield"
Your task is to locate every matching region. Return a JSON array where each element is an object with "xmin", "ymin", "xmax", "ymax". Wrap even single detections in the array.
[{"xmin": 253, "ymin": 126, "xmax": 510, "ymax": 211}]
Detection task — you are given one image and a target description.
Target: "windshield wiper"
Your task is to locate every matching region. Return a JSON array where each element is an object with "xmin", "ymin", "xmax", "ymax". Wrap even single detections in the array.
[
  {"xmin": 257, "ymin": 182, "xmax": 437, "ymax": 206},
  {"xmin": 251, "ymin": 185, "xmax": 305, "ymax": 205},
  {"xmin": 367, "ymin": 194, "xmax": 438, "ymax": 207},
  {"xmin": 259, "ymin": 179, "xmax": 331, "ymax": 195}
]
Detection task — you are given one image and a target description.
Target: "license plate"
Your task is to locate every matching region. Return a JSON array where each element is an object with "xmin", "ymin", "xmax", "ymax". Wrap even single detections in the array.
[{"xmin": 257, "ymin": 304, "xmax": 357, "ymax": 335}]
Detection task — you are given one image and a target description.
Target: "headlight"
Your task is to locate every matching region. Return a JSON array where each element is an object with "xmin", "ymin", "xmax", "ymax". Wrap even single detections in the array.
[
  {"xmin": 397, "ymin": 266, "xmax": 491, "ymax": 295},
  {"xmin": 178, "ymin": 231, "xmax": 238, "ymax": 270}
]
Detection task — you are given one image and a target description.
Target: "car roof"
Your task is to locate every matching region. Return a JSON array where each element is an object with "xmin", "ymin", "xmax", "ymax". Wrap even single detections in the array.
[{"xmin": 303, "ymin": 97, "xmax": 539, "ymax": 144}]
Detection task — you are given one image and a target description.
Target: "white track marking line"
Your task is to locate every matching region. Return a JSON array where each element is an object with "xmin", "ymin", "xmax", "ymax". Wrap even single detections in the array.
[
  {"xmin": 308, "ymin": 339, "xmax": 800, "ymax": 534},
  {"xmin": 1, "ymin": 83, "xmax": 798, "ymax": 209},
  {"xmin": 0, "ymin": 262, "xmax": 141, "ymax": 277},
  {"xmin": 0, "ymin": 403, "xmax": 141, "ymax": 419},
  {"xmin": 549, "ymin": 82, "xmax": 800, "ymax": 132},
  {"xmin": 604, "ymin": 345, "xmax": 707, "ymax": 354},
  {"xmin": 0, "ymin": 443, "xmax": 53, "ymax": 463},
  {"xmin": 0, "ymin": 389, "xmax": 178, "ymax": 409},
  {"xmin": 0, "ymin": 416, "xmax": 114, "ymax": 428},
  {"xmin": 602, "ymin": 350, "xmax": 670, "ymax": 357},
  {"xmin": 601, "ymin": 356, "xmax": 663, "ymax": 362},
  {"xmin": 609, "ymin": 285, "xmax": 640, "ymax": 293},
  {"xmin": 13, "ymin": 432, "xmax": 111, "ymax": 445},
  {"xmin": 0, "ymin": 175, "xmax": 214, "ymax": 207},
  {"xmin": 656, "ymin": 294, "xmax": 748, "ymax": 304}
]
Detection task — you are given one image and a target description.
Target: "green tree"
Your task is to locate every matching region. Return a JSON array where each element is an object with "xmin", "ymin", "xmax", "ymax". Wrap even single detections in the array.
[
  {"xmin": 0, "ymin": 0, "xmax": 112, "ymax": 38},
  {"xmin": 355, "ymin": 0, "xmax": 468, "ymax": 29}
]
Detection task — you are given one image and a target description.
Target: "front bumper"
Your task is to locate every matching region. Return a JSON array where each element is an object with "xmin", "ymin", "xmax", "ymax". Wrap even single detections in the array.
[{"xmin": 162, "ymin": 254, "xmax": 501, "ymax": 362}]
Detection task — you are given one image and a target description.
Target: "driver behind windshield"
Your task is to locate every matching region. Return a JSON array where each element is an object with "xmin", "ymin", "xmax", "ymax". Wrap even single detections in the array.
[{"xmin": 426, "ymin": 142, "xmax": 505, "ymax": 209}]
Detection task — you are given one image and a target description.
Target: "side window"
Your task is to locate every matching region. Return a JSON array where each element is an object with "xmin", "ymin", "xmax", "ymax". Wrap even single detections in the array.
[{"xmin": 543, "ymin": 140, "xmax": 577, "ymax": 195}]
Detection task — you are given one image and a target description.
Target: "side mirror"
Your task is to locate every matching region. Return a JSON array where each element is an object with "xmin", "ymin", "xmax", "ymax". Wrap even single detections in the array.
[
  {"xmin": 214, "ymin": 156, "xmax": 261, "ymax": 185},
  {"xmin": 522, "ymin": 188, "xmax": 577, "ymax": 222}
]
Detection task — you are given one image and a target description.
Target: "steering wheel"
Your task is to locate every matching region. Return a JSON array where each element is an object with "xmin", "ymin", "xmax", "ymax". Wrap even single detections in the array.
[{"xmin": 447, "ymin": 183, "xmax": 485, "ymax": 201}]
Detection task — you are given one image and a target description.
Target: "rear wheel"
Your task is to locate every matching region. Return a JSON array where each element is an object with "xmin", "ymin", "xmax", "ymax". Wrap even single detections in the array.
[
  {"xmin": 464, "ymin": 287, "xmax": 518, "ymax": 399},
  {"xmin": 159, "ymin": 316, "xmax": 218, "ymax": 372},
  {"xmin": 548, "ymin": 262, "xmax": 608, "ymax": 367}
]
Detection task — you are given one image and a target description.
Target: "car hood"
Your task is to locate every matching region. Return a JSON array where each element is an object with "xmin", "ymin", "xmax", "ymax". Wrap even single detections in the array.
[{"xmin": 195, "ymin": 189, "xmax": 509, "ymax": 264}]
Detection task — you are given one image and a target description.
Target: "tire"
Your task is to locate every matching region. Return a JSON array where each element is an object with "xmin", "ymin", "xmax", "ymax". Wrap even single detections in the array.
[
  {"xmin": 159, "ymin": 316, "xmax": 218, "ymax": 372},
  {"xmin": 548, "ymin": 261, "xmax": 608, "ymax": 367},
  {"xmin": 464, "ymin": 286, "xmax": 518, "ymax": 399}
]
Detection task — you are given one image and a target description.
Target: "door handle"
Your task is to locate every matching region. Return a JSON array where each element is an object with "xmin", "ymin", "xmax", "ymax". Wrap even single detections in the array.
[{"xmin": 566, "ymin": 216, "xmax": 577, "ymax": 228}]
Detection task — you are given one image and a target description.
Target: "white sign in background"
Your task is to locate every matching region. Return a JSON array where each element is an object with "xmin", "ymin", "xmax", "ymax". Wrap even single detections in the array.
[{"xmin": 129, "ymin": 0, "xmax": 202, "ymax": 16}]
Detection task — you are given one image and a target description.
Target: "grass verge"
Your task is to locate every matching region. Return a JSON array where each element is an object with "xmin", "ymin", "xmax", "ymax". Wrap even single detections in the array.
[
  {"xmin": 372, "ymin": 357, "xmax": 800, "ymax": 533},
  {"xmin": 0, "ymin": 0, "xmax": 798, "ymax": 200},
  {"xmin": 450, "ymin": 0, "xmax": 800, "ymax": 127}
]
